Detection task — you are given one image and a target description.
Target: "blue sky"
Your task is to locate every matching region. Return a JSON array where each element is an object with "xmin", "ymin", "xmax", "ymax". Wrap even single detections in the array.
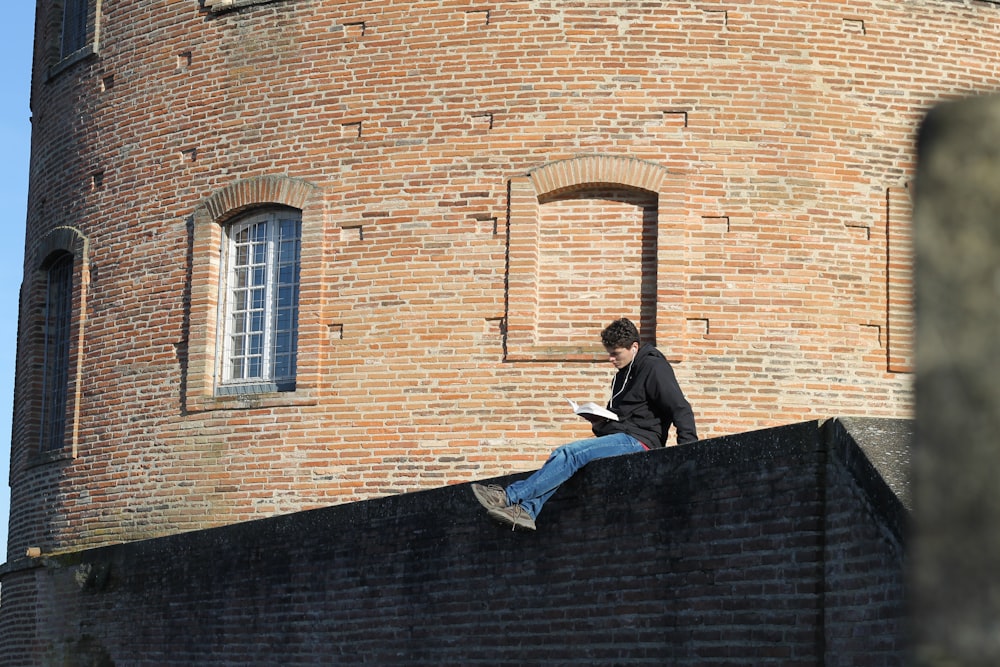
[{"xmin": 0, "ymin": 4, "xmax": 35, "ymax": 559}]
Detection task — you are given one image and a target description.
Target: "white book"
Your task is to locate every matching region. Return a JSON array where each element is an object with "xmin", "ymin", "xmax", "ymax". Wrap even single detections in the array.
[{"xmin": 566, "ymin": 398, "xmax": 619, "ymax": 422}]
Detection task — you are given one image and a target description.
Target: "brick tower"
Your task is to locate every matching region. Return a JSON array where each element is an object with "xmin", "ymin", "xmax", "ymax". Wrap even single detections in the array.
[{"xmin": 9, "ymin": 0, "xmax": 993, "ymax": 566}]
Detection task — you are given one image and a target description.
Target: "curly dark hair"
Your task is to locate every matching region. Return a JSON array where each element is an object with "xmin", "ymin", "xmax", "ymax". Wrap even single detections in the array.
[{"xmin": 600, "ymin": 318, "xmax": 640, "ymax": 349}]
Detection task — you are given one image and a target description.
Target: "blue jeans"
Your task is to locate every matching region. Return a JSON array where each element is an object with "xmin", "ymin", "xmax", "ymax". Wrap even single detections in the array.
[{"xmin": 505, "ymin": 432, "xmax": 647, "ymax": 519}]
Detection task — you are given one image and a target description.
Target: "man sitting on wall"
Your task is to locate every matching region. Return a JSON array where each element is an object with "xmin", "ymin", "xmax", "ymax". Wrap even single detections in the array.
[{"xmin": 472, "ymin": 317, "xmax": 698, "ymax": 530}]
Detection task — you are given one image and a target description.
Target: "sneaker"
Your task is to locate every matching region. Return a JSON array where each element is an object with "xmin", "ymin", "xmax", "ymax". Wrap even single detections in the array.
[
  {"xmin": 488, "ymin": 504, "xmax": 537, "ymax": 531},
  {"xmin": 471, "ymin": 483, "xmax": 509, "ymax": 512}
]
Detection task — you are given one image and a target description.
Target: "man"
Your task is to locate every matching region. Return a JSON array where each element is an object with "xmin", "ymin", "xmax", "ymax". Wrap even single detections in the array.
[{"xmin": 472, "ymin": 317, "xmax": 697, "ymax": 530}]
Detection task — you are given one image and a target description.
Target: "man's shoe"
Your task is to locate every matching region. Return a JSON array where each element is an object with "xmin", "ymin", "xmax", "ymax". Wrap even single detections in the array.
[
  {"xmin": 472, "ymin": 483, "xmax": 509, "ymax": 512},
  {"xmin": 488, "ymin": 504, "xmax": 537, "ymax": 531}
]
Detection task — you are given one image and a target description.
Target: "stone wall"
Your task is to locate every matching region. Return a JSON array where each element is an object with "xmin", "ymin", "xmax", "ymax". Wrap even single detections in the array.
[{"xmin": 0, "ymin": 419, "xmax": 908, "ymax": 665}]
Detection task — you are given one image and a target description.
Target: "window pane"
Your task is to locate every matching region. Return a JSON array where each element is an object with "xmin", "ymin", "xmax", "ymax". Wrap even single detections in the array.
[
  {"xmin": 250, "ymin": 287, "xmax": 265, "ymax": 310},
  {"xmin": 278, "ymin": 240, "xmax": 298, "ymax": 264},
  {"xmin": 276, "ymin": 285, "xmax": 293, "ymax": 308},
  {"xmin": 277, "ymin": 264, "xmax": 295, "ymax": 285},
  {"xmin": 248, "ymin": 309, "xmax": 263, "ymax": 332},
  {"xmin": 275, "ymin": 311, "xmax": 290, "ymax": 333},
  {"xmin": 249, "ymin": 333, "xmax": 263, "ymax": 356},
  {"xmin": 235, "ymin": 334, "xmax": 248, "ymax": 358},
  {"xmin": 252, "ymin": 267, "xmax": 266, "ymax": 287},
  {"xmin": 232, "ymin": 289, "xmax": 247, "ymax": 313}
]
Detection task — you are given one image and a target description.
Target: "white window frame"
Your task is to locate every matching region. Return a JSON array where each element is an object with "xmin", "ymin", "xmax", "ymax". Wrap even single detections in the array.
[{"xmin": 218, "ymin": 208, "xmax": 301, "ymax": 395}]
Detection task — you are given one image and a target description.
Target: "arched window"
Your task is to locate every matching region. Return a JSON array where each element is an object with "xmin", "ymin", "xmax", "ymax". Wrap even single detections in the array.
[
  {"xmin": 187, "ymin": 175, "xmax": 317, "ymax": 409},
  {"xmin": 39, "ymin": 252, "xmax": 74, "ymax": 451},
  {"xmin": 219, "ymin": 208, "xmax": 301, "ymax": 394}
]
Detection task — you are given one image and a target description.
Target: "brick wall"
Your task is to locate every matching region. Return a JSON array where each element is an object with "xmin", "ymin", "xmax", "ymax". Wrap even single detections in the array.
[
  {"xmin": 0, "ymin": 419, "xmax": 907, "ymax": 665},
  {"xmin": 12, "ymin": 0, "xmax": 987, "ymax": 556},
  {"xmin": 824, "ymin": 420, "xmax": 908, "ymax": 665}
]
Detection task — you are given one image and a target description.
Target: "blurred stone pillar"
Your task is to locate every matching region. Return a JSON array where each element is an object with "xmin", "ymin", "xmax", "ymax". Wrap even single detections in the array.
[{"xmin": 914, "ymin": 95, "xmax": 1000, "ymax": 664}]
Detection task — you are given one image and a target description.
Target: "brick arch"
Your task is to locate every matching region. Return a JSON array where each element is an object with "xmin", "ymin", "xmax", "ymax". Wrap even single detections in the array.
[
  {"xmin": 198, "ymin": 175, "xmax": 317, "ymax": 224},
  {"xmin": 526, "ymin": 155, "xmax": 669, "ymax": 199},
  {"xmin": 34, "ymin": 225, "xmax": 89, "ymax": 268}
]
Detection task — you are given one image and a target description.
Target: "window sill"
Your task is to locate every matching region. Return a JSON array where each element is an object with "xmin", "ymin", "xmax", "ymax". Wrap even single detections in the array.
[
  {"xmin": 215, "ymin": 381, "xmax": 296, "ymax": 397},
  {"xmin": 26, "ymin": 448, "xmax": 74, "ymax": 469},
  {"xmin": 47, "ymin": 45, "xmax": 97, "ymax": 82},
  {"xmin": 186, "ymin": 386, "xmax": 318, "ymax": 413},
  {"xmin": 202, "ymin": 0, "xmax": 289, "ymax": 14}
]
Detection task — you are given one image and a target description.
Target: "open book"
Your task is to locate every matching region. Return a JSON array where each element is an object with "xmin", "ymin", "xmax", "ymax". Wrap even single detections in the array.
[{"xmin": 566, "ymin": 398, "xmax": 619, "ymax": 422}]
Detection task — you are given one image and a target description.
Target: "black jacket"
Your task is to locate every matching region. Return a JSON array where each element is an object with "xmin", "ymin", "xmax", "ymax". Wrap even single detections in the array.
[{"xmin": 592, "ymin": 343, "xmax": 698, "ymax": 447}]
